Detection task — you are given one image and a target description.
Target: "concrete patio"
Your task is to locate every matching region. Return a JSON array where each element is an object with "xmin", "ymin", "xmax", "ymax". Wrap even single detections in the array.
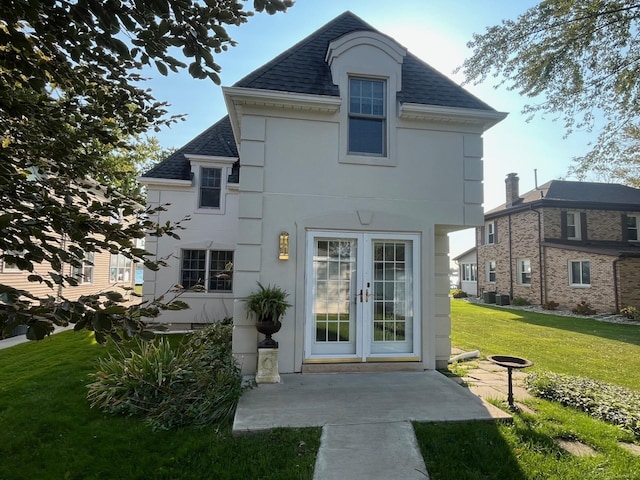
[{"xmin": 233, "ymin": 370, "xmax": 513, "ymax": 480}]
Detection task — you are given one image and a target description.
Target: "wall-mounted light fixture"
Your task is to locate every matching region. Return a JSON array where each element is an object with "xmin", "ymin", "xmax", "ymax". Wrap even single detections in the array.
[{"xmin": 279, "ymin": 232, "xmax": 289, "ymax": 260}]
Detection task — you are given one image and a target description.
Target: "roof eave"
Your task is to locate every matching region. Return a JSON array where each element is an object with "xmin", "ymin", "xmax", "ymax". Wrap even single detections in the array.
[
  {"xmin": 399, "ymin": 103, "xmax": 508, "ymax": 131},
  {"xmin": 223, "ymin": 86, "xmax": 342, "ymax": 149}
]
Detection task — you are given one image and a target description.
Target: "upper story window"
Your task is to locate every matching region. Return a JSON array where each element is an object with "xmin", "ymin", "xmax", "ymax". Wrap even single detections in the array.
[
  {"xmin": 517, "ymin": 258, "xmax": 531, "ymax": 285},
  {"xmin": 486, "ymin": 222, "xmax": 496, "ymax": 244},
  {"xmin": 199, "ymin": 167, "xmax": 222, "ymax": 209},
  {"xmin": 627, "ymin": 215, "xmax": 639, "ymax": 241},
  {"xmin": 565, "ymin": 211, "xmax": 581, "ymax": 240},
  {"xmin": 348, "ymin": 78, "xmax": 386, "ymax": 156}
]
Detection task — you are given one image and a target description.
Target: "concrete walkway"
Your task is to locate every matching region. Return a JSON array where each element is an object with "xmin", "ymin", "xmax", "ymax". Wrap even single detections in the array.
[{"xmin": 233, "ymin": 370, "xmax": 512, "ymax": 480}]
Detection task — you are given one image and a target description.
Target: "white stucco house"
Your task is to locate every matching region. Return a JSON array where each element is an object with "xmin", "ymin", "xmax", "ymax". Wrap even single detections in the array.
[{"xmin": 139, "ymin": 12, "xmax": 506, "ymax": 374}]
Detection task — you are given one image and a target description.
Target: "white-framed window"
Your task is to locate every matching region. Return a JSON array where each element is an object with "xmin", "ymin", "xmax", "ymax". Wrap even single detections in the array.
[
  {"xmin": 517, "ymin": 258, "xmax": 531, "ymax": 285},
  {"xmin": 569, "ymin": 260, "xmax": 590, "ymax": 286},
  {"xmin": 486, "ymin": 222, "xmax": 495, "ymax": 244},
  {"xmin": 486, "ymin": 260, "xmax": 496, "ymax": 283},
  {"xmin": 199, "ymin": 167, "xmax": 222, "ymax": 209},
  {"xmin": 1, "ymin": 250, "xmax": 23, "ymax": 273},
  {"xmin": 110, "ymin": 254, "xmax": 133, "ymax": 283},
  {"xmin": 180, "ymin": 249, "xmax": 234, "ymax": 292},
  {"xmin": 461, "ymin": 263, "xmax": 477, "ymax": 282},
  {"xmin": 627, "ymin": 215, "xmax": 639, "ymax": 241},
  {"xmin": 348, "ymin": 77, "xmax": 386, "ymax": 156},
  {"xmin": 72, "ymin": 252, "xmax": 94, "ymax": 285},
  {"xmin": 566, "ymin": 211, "xmax": 581, "ymax": 240}
]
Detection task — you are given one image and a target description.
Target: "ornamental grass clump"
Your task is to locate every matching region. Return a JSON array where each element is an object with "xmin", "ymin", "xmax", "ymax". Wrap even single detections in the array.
[
  {"xmin": 87, "ymin": 319, "xmax": 248, "ymax": 430},
  {"xmin": 526, "ymin": 371, "xmax": 640, "ymax": 437}
]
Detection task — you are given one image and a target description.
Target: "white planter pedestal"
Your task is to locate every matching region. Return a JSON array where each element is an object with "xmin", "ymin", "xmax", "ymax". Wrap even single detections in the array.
[{"xmin": 256, "ymin": 348, "xmax": 281, "ymax": 384}]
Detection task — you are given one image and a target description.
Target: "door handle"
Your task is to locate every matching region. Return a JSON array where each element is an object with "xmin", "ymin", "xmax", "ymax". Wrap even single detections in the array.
[
  {"xmin": 365, "ymin": 289, "xmax": 369, "ymax": 302},
  {"xmin": 357, "ymin": 289, "xmax": 363, "ymax": 303}
]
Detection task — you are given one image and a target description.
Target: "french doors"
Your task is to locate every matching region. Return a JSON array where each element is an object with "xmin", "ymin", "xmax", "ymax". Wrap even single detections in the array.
[{"xmin": 305, "ymin": 232, "xmax": 420, "ymax": 362}]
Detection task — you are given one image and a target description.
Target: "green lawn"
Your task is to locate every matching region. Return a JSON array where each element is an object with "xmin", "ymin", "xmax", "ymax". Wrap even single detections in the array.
[
  {"xmin": 0, "ymin": 331, "xmax": 320, "ymax": 480},
  {"xmin": 414, "ymin": 300, "xmax": 640, "ymax": 479},
  {"xmin": 450, "ymin": 300, "xmax": 640, "ymax": 390}
]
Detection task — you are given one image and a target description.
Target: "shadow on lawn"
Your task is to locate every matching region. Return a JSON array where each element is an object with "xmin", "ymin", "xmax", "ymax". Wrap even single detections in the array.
[
  {"xmin": 414, "ymin": 420, "xmax": 527, "ymax": 480},
  {"xmin": 478, "ymin": 304, "xmax": 640, "ymax": 346}
]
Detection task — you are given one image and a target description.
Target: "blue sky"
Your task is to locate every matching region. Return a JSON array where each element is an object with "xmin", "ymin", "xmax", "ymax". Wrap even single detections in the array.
[{"xmin": 145, "ymin": 0, "xmax": 593, "ymax": 257}]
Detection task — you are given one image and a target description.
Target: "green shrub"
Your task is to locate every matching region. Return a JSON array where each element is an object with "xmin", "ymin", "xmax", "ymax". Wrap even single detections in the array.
[
  {"xmin": 571, "ymin": 300, "xmax": 596, "ymax": 315},
  {"xmin": 87, "ymin": 321, "xmax": 248, "ymax": 430},
  {"xmin": 512, "ymin": 297, "xmax": 529, "ymax": 306},
  {"xmin": 451, "ymin": 289, "xmax": 467, "ymax": 298},
  {"xmin": 526, "ymin": 371, "xmax": 640, "ymax": 437},
  {"xmin": 620, "ymin": 306, "xmax": 640, "ymax": 320},
  {"xmin": 542, "ymin": 300, "xmax": 559, "ymax": 310}
]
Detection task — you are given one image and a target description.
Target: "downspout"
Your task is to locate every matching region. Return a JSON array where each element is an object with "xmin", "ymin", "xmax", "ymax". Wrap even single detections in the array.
[
  {"xmin": 508, "ymin": 214, "xmax": 513, "ymax": 299},
  {"xmin": 613, "ymin": 257, "xmax": 621, "ymax": 313}
]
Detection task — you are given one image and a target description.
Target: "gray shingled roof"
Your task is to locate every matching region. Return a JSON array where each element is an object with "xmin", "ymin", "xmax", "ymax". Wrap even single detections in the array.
[
  {"xmin": 235, "ymin": 11, "xmax": 494, "ymax": 111},
  {"xmin": 144, "ymin": 11, "xmax": 495, "ymax": 180},
  {"xmin": 142, "ymin": 116, "xmax": 237, "ymax": 180},
  {"xmin": 486, "ymin": 180, "xmax": 640, "ymax": 216}
]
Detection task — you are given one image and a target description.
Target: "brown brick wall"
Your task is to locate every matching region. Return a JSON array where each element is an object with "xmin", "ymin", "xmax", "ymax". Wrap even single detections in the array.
[
  {"xmin": 543, "ymin": 248, "xmax": 617, "ymax": 312},
  {"xmin": 478, "ymin": 206, "xmax": 639, "ymax": 311},
  {"xmin": 477, "ymin": 211, "xmax": 542, "ymax": 303},
  {"xmin": 617, "ymin": 257, "xmax": 640, "ymax": 309}
]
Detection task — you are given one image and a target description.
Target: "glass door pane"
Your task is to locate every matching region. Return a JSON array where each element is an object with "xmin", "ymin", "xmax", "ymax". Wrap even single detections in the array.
[
  {"xmin": 310, "ymin": 237, "xmax": 357, "ymax": 355},
  {"xmin": 369, "ymin": 240, "xmax": 413, "ymax": 355}
]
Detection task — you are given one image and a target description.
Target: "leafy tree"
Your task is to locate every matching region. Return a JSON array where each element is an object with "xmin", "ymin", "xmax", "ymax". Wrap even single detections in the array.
[
  {"xmin": 460, "ymin": 0, "xmax": 640, "ymax": 186},
  {"xmin": 0, "ymin": 0, "xmax": 291, "ymax": 342},
  {"xmin": 95, "ymin": 136, "xmax": 175, "ymax": 200}
]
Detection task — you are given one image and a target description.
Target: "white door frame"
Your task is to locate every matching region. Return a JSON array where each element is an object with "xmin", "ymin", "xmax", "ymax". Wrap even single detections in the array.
[{"xmin": 304, "ymin": 230, "xmax": 421, "ymax": 362}]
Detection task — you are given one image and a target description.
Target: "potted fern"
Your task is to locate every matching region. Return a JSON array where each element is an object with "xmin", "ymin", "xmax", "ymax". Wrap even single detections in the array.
[{"xmin": 244, "ymin": 282, "xmax": 291, "ymax": 348}]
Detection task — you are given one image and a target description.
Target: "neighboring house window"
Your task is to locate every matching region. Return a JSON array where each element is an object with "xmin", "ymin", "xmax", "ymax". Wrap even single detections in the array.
[
  {"xmin": 569, "ymin": 260, "xmax": 590, "ymax": 286},
  {"xmin": 566, "ymin": 211, "xmax": 581, "ymax": 240},
  {"xmin": 180, "ymin": 249, "xmax": 233, "ymax": 292},
  {"xmin": 627, "ymin": 215, "xmax": 639, "ymax": 241},
  {"xmin": 199, "ymin": 167, "xmax": 222, "ymax": 208},
  {"xmin": 1, "ymin": 250, "xmax": 23, "ymax": 273},
  {"xmin": 517, "ymin": 258, "xmax": 531, "ymax": 285},
  {"xmin": 110, "ymin": 254, "xmax": 132, "ymax": 283},
  {"xmin": 487, "ymin": 260, "xmax": 496, "ymax": 283},
  {"xmin": 348, "ymin": 78, "xmax": 385, "ymax": 155},
  {"xmin": 485, "ymin": 222, "xmax": 496, "ymax": 244},
  {"xmin": 461, "ymin": 263, "xmax": 477, "ymax": 282},
  {"xmin": 72, "ymin": 252, "xmax": 94, "ymax": 285}
]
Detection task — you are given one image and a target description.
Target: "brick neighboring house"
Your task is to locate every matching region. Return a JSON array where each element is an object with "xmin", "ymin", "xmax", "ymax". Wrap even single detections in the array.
[{"xmin": 476, "ymin": 173, "xmax": 640, "ymax": 313}]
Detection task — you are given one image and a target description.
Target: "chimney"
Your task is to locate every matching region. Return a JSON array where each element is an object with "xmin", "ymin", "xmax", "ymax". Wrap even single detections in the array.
[{"xmin": 505, "ymin": 173, "xmax": 520, "ymax": 208}]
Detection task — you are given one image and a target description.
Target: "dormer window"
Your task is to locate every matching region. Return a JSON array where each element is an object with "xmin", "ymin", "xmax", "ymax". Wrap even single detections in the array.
[
  {"xmin": 199, "ymin": 167, "xmax": 222, "ymax": 208},
  {"xmin": 348, "ymin": 78, "xmax": 386, "ymax": 155}
]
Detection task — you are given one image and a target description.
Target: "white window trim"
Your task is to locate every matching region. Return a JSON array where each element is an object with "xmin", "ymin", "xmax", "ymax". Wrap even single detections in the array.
[
  {"xmin": 347, "ymin": 77, "xmax": 387, "ymax": 157},
  {"xmin": 486, "ymin": 260, "xmax": 496, "ymax": 284},
  {"xmin": 517, "ymin": 258, "xmax": 531, "ymax": 286},
  {"xmin": 567, "ymin": 211, "xmax": 581, "ymax": 240},
  {"xmin": 187, "ymin": 155, "xmax": 237, "ymax": 215},
  {"xmin": 73, "ymin": 252, "xmax": 94, "ymax": 285},
  {"xmin": 486, "ymin": 222, "xmax": 495, "ymax": 245},
  {"xmin": 461, "ymin": 263, "xmax": 477, "ymax": 282},
  {"xmin": 569, "ymin": 260, "xmax": 591, "ymax": 287}
]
